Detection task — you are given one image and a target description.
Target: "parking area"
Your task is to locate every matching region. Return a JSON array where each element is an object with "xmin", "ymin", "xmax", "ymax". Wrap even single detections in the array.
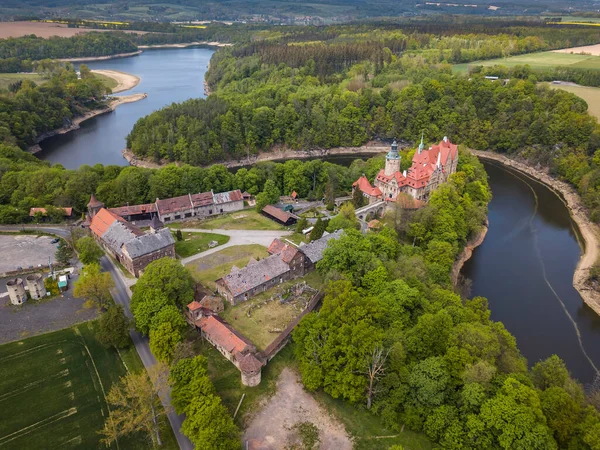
[{"xmin": 0, "ymin": 234, "xmax": 58, "ymax": 273}]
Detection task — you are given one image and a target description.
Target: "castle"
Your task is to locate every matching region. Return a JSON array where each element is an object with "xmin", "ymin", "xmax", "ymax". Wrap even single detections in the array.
[{"xmin": 353, "ymin": 136, "xmax": 459, "ymax": 204}]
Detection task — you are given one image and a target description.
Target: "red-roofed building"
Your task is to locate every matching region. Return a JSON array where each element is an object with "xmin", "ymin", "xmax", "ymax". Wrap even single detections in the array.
[
  {"xmin": 363, "ymin": 136, "xmax": 458, "ymax": 204},
  {"xmin": 261, "ymin": 205, "xmax": 298, "ymax": 226},
  {"xmin": 352, "ymin": 175, "xmax": 383, "ymax": 204},
  {"xmin": 29, "ymin": 207, "xmax": 73, "ymax": 219}
]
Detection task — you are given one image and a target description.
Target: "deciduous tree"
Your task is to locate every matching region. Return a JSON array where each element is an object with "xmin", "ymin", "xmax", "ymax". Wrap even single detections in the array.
[{"xmin": 73, "ymin": 263, "xmax": 114, "ymax": 310}]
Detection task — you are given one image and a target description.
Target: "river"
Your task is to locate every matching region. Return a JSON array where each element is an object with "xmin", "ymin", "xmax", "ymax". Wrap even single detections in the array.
[
  {"xmin": 37, "ymin": 47, "xmax": 214, "ymax": 168},
  {"xmin": 462, "ymin": 161, "xmax": 600, "ymax": 384}
]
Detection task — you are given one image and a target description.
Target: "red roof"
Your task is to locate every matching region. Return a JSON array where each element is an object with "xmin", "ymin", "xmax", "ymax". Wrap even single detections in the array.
[
  {"xmin": 29, "ymin": 207, "xmax": 73, "ymax": 217},
  {"xmin": 109, "ymin": 203, "xmax": 157, "ymax": 217},
  {"xmin": 87, "ymin": 194, "xmax": 104, "ymax": 208},
  {"xmin": 191, "ymin": 191, "xmax": 214, "ymax": 208},
  {"xmin": 187, "ymin": 301, "xmax": 203, "ymax": 311},
  {"xmin": 353, "ymin": 175, "xmax": 383, "ymax": 197},
  {"xmin": 196, "ymin": 315, "xmax": 252, "ymax": 354},
  {"xmin": 267, "ymin": 238, "xmax": 286, "ymax": 255},
  {"xmin": 262, "ymin": 205, "xmax": 295, "ymax": 223},
  {"xmin": 90, "ymin": 208, "xmax": 121, "ymax": 237},
  {"xmin": 155, "ymin": 195, "xmax": 193, "ymax": 215},
  {"xmin": 291, "ymin": 191, "xmax": 298, "ymax": 199},
  {"xmin": 268, "ymin": 238, "xmax": 299, "ymax": 264}
]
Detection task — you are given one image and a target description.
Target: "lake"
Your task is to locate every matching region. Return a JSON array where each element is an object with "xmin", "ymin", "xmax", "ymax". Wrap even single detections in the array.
[
  {"xmin": 37, "ymin": 47, "xmax": 214, "ymax": 168},
  {"xmin": 462, "ymin": 160, "xmax": 600, "ymax": 384}
]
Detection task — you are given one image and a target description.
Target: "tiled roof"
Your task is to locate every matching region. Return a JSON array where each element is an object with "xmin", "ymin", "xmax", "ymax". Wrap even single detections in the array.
[
  {"xmin": 214, "ymin": 189, "xmax": 243, "ymax": 204},
  {"xmin": 109, "ymin": 203, "xmax": 157, "ymax": 217},
  {"xmin": 187, "ymin": 301, "xmax": 203, "ymax": 311},
  {"xmin": 90, "ymin": 208, "xmax": 122, "ymax": 238},
  {"xmin": 29, "ymin": 207, "xmax": 73, "ymax": 217},
  {"xmin": 262, "ymin": 205, "xmax": 295, "ymax": 223},
  {"xmin": 353, "ymin": 175, "xmax": 382, "ymax": 197},
  {"xmin": 218, "ymin": 254, "xmax": 290, "ymax": 296},
  {"xmin": 195, "ymin": 315, "xmax": 253, "ymax": 354},
  {"xmin": 267, "ymin": 239, "xmax": 286, "ymax": 255},
  {"xmin": 234, "ymin": 351, "xmax": 264, "ymax": 373},
  {"xmin": 155, "ymin": 194, "xmax": 193, "ymax": 215},
  {"xmin": 191, "ymin": 191, "xmax": 214, "ymax": 208},
  {"xmin": 298, "ymin": 229, "xmax": 343, "ymax": 264},
  {"xmin": 123, "ymin": 228, "xmax": 175, "ymax": 259},
  {"xmin": 87, "ymin": 194, "xmax": 104, "ymax": 208}
]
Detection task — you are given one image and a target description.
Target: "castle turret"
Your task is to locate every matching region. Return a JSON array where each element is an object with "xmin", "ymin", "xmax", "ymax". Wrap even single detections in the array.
[
  {"xmin": 87, "ymin": 194, "xmax": 104, "ymax": 219},
  {"xmin": 384, "ymin": 139, "xmax": 401, "ymax": 176},
  {"xmin": 418, "ymin": 132, "xmax": 425, "ymax": 154},
  {"xmin": 150, "ymin": 215, "xmax": 164, "ymax": 233}
]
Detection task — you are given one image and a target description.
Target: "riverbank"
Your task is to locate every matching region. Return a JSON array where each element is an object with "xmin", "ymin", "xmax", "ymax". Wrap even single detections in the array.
[
  {"xmin": 91, "ymin": 69, "xmax": 140, "ymax": 93},
  {"xmin": 123, "ymin": 142, "xmax": 391, "ymax": 169},
  {"xmin": 29, "ymin": 93, "xmax": 147, "ymax": 154},
  {"xmin": 452, "ymin": 219, "xmax": 489, "ymax": 287},
  {"xmin": 471, "ymin": 150, "xmax": 600, "ymax": 316},
  {"xmin": 138, "ymin": 41, "xmax": 232, "ymax": 49},
  {"xmin": 58, "ymin": 50, "xmax": 143, "ymax": 63}
]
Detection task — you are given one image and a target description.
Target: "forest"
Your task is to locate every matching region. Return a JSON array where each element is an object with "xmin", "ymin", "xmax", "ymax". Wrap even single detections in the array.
[{"xmin": 294, "ymin": 151, "xmax": 600, "ymax": 449}]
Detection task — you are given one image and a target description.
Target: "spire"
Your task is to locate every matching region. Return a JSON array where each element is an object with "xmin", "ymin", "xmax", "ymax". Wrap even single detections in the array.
[
  {"xmin": 386, "ymin": 139, "xmax": 400, "ymax": 160},
  {"xmin": 418, "ymin": 132, "xmax": 424, "ymax": 154}
]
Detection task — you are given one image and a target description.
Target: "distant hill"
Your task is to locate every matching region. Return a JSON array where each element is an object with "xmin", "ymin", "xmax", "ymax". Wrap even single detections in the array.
[{"xmin": 1, "ymin": 0, "xmax": 597, "ymax": 23}]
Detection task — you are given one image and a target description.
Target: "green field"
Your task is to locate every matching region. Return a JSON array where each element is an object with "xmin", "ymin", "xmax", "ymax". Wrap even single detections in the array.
[
  {"xmin": 454, "ymin": 51, "xmax": 600, "ymax": 73},
  {"xmin": 173, "ymin": 230, "xmax": 229, "ymax": 258},
  {"xmin": 186, "ymin": 244, "xmax": 269, "ymax": 290},
  {"xmin": 92, "ymin": 72, "xmax": 119, "ymax": 91},
  {"xmin": 0, "ymin": 323, "xmax": 177, "ymax": 450},
  {"xmin": 169, "ymin": 210, "xmax": 285, "ymax": 231},
  {"xmin": 543, "ymin": 82, "xmax": 600, "ymax": 120},
  {"xmin": 0, "ymin": 73, "xmax": 46, "ymax": 90}
]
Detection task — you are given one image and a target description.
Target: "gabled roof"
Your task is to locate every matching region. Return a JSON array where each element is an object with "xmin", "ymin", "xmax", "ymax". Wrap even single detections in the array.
[
  {"xmin": 109, "ymin": 203, "xmax": 157, "ymax": 217},
  {"xmin": 29, "ymin": 207, "xmax": 72, "ymax": 217},
  {"xmin": 155, "ymin": 195, "xmax": 193, "ymax": 215},
  {"xmin": 267, "ymin": 238, "xmax": 286, "ymax": 255},
  {"xmin": 214, "ymin": 189, "xmax": 243, "ymax": 204},
  {"xmin": 123, "ymin": 228, "xmax": 175, "ymax": 259},
  {"xmin": 298, "ymin": 229, "xmax": 343, "ymax": 264},
  {"xmin": 190, "ymin": 191, "xmax": 214, "ymax": 208},
  {"xmin": 195, "ymin": 315, "xmax": 253, "ymax": 354},
  {"xmin": 187, "ymin": 301, "xmax": 203, "ymax": 311},
  {"xmin": 87, "ymin": 194, "xmax": 104, "ymax": 208},
  {"xmin": 353, "ymin": 175, "xmax": 382, "ymax": 197},
  {"xmin": 218, "ymin": 254, "xmax": 290, "ymax": 296},
  {"xmin": 90, "ymin": 208, "xmax": 123, "ymax": 238},
  {"xmin": 261, "ymin": 205, "xmax": 296, "ymax": 224}
]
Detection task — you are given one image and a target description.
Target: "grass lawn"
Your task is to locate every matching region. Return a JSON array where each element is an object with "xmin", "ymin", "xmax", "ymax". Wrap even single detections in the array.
[
  {"xmin": 0, "ymin": 322, "xmax": 177, "ymax": 450},
  {"xmin": 169, "ymin": 209, "xmax": 285, "ymax": 231},
  {"xmin": 186, "ymin": 244, "xmax": 269, "ymax": 290},
  {"xmin": 0, "ymin": 73, "xmax": 46, "ymax": 90},
  {"xmin": 221, "ymin": 271, "xmax": 324, "ymax": 351},
  {"xmin": 542, "ymin": 82, "xmax": 600, "ymax": 120},
  {"xmin": 172, "ymin": 230, "xmax": 229, "ymax": 258},
  {"xmin": 453, "ymin": 51, "xmax": 600, "ymax": 73},
  {"xmin": 92, "ymin": 72, "xmax": 118, "ymax": 91}
]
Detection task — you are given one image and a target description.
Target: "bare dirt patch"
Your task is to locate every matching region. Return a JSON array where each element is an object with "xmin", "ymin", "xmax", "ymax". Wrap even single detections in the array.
[
  {"xmin": 244, "ymin": 368, "xmax": 353, "ymax": 450},
  {"xmin": 553, "ymin": 43, "xmax": 600, "ymax": 56},
  {"xmin": 0, "ymin": 235, "xmax": 57, "ymax": 274},
  {"xmin": 0, "ymin": 21, "xmax": 146, "ymax": 39}
]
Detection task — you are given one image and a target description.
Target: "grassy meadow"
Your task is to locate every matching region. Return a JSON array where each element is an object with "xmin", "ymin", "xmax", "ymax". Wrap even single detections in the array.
[
  {"xmin": 172, "ymin": 230, "xmax": 229, "ymax": 258},
  {"xmin": 0, "ymin": 73, "xmax": 46, "ymax": 90},
  {"xmin": 186, "ymin": 244, "xmax": 269, "ymax": 290},
  {"xmin": 454, "ymin": 51, "xmax": 600, "ymax": 73},
  {"xmin": 544, "ymin": 82, "xmax": 600, "ymax": 120},
  {"xmin": 169, "ymin": 209, "xmax": 285, "ymax": 231},
  {"xmin": 0, "ymin": 322, "xmax": 177, "ymax": 450}
]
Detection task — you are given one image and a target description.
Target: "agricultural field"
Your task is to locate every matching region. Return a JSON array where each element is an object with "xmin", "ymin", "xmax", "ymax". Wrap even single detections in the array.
[
  {"xmin": 170, "ymin": 210, "xmax": 284, "ymax": 231},
  {"xmin": 0, "ymin": 73, "xmax": 46, "ymax": 90},
  {"xmin": 186, "ymin": 244, "xmax": 269, "ymax": 290},
  {"xmin": 543, "ymin": 82, "xmax": 600, "ymax": 119},
  {"xmin": 221, "ymin": 271, "xmax": 324, "ymax": 350},
  {"xmin": 454, "ymin": 51, "xmax": 600, "ymax": 73},
  {"xmin": 0, "ymin": 21, "xmax": 145, "ymax": 39},
  {"xmin": 172, "ymin": 230, "xmax": 229, "ymax": 258},
  {"xmin": 0, "ymin": 322, "xmax": 176, "ymax": 450}
]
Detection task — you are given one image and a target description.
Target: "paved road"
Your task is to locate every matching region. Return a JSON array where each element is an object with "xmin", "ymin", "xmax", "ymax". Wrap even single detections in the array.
[
  {"xmin": 179, "ymin": 228, "xmax": 291, "ymax": 264},
  {"xmin": 0, "ymin": 224, "xmax": 72, "ymax": 239},
  {"xmin": 102, "ymin": 256, "xmax": 194, "ymax": 450}
]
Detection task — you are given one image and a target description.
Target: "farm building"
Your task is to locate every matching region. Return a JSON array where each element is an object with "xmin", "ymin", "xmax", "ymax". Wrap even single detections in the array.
[
  {"xmin": 89, "ymin": 207, "xmax": 175, "ymax": 277},
  {"xmin": 29, "ymin": 207, "xmax": 73, "ymax": 220},
  {"xmin": 261, "ymin": 205, "xmax": 298, "ymax": 226}
]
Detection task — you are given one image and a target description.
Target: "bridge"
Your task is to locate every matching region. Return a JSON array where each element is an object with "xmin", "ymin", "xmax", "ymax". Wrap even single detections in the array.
[{"xmin": 355, "ymin": 200, "xmax": 386, "ymax": 221}]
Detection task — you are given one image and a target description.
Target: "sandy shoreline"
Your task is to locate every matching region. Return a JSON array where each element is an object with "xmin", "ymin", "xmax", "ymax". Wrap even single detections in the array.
[
  {"xmin": 123, "ymin": 143, "xmax": 392, "ymax": 169},
  {"xmin": 58, "ymin": 50, "xmax": 143, "ymax": 63},
  {"xmin": 471, "ymin": 150, "xmax": 600, "ymax": 316},
  {"xmin": 92, "ymin": 69, "xmax": 140, "ymax": 93},
  {"xmin": 138, "ymin": 41, "xmax": 232, "ymax": 49},
  {"xmin": 28, "ymin": 93, "xmax": 147, "ymax": 154}
]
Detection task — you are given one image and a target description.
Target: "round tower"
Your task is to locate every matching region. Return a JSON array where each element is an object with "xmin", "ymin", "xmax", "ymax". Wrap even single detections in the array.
[
  {"xmin": 6, "ymin": 278, "xmax": 27, "ymax": 305},
  {"xmin": 384, "ymin": 139, "xmax": 401, "ymax": 176},
  {"xmin": 87, "ymin": 194, "xmax": 104, "ymax": 219},
  {"xmin": 26, "ymin": 274, "xmax": 46, "ymax": 300}
]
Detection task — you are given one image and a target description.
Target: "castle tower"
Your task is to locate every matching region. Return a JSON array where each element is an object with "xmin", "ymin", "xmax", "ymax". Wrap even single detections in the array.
[
  {"xmin": 6, "ymin": 278, "xmax": 27, "ymax": 305},
  {"xmin": 87, "ymin": 194, "xmax": 104, "ymax": 219},
  {"xmin": 25, "ymin": 274, "xmax": 46, "ymax": 300},
  {"xmin": 150, "ymin": 215, "xmax": 164, "ymax": 234},
  {"xmin": 384, "ymin": 139, "xmax": 401, "ymax": 176}
]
